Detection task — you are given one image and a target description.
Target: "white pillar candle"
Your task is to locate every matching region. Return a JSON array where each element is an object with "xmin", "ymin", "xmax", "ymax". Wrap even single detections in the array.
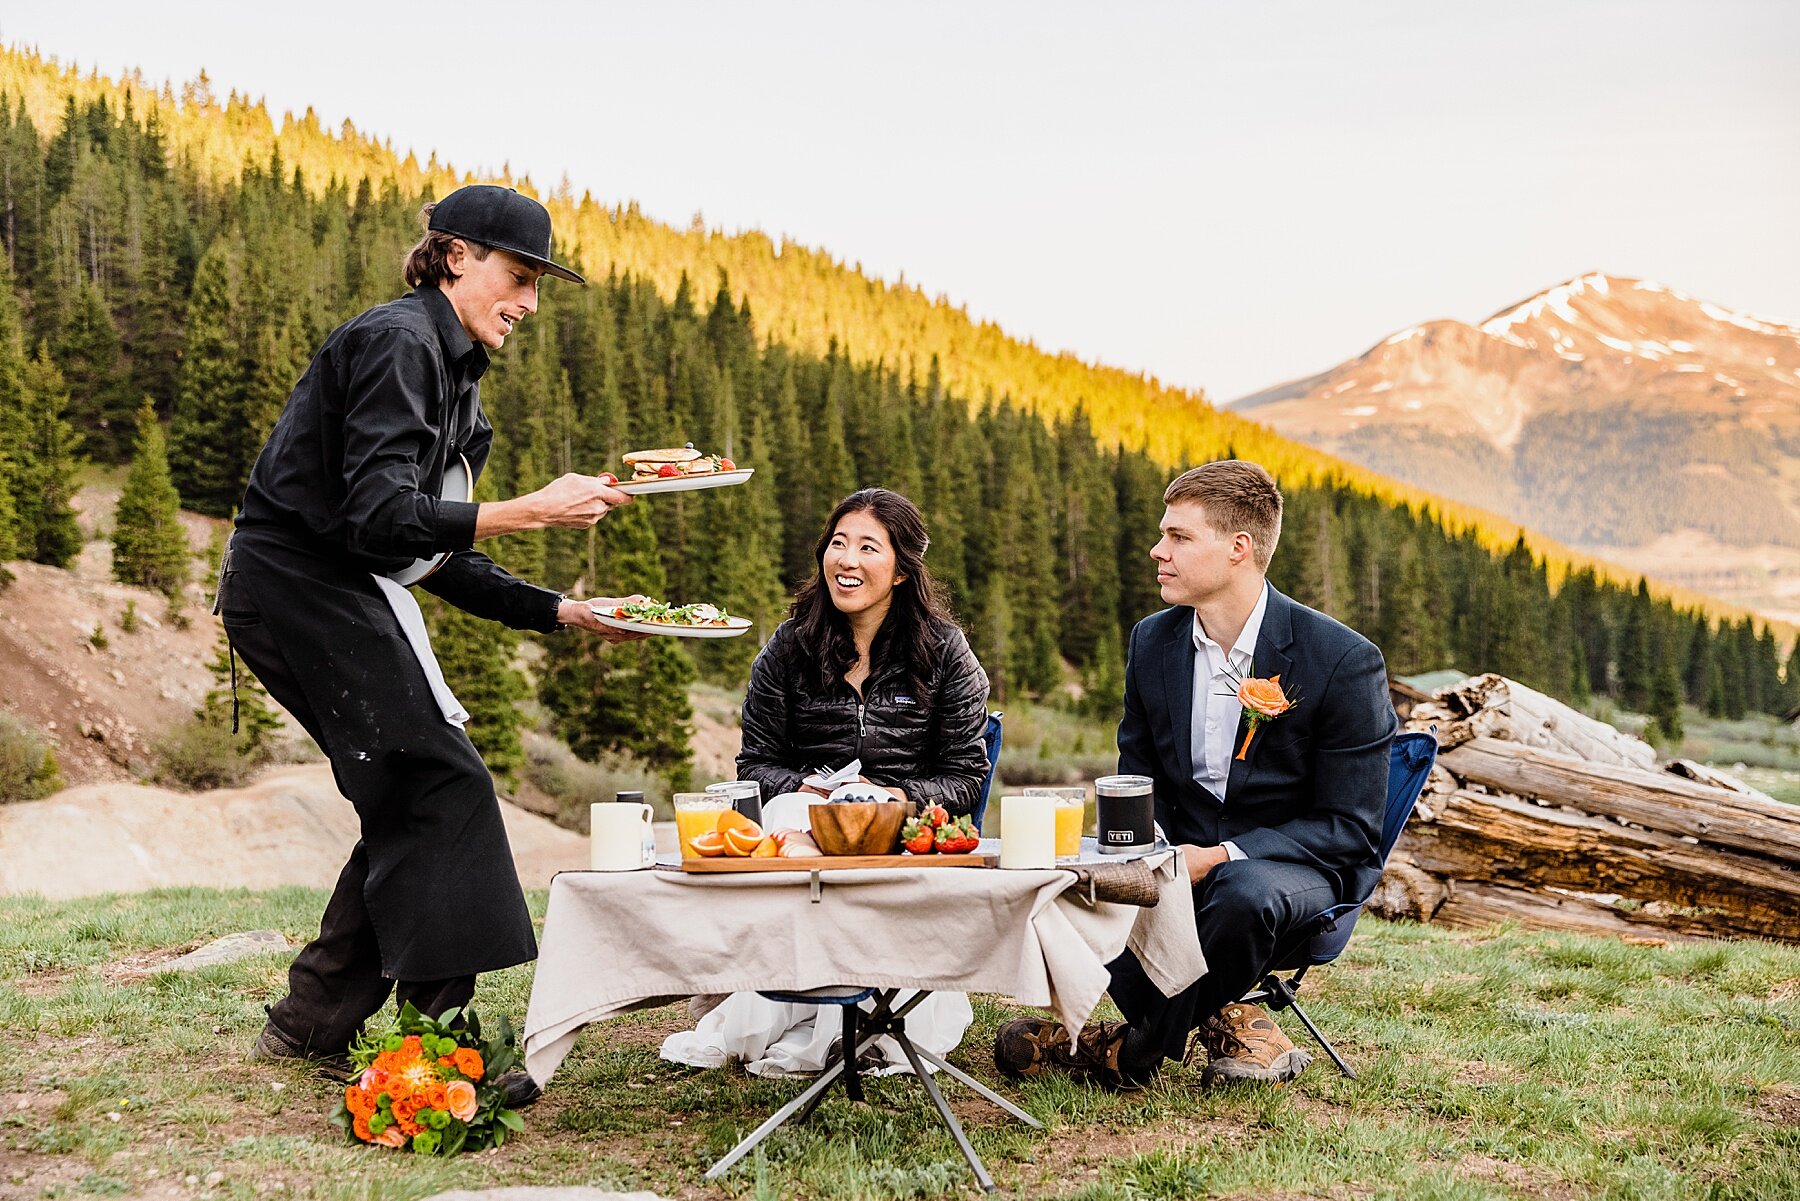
[{"xmin": 998, "ymin": 794, "xmax": 1057, "ymax": 869}]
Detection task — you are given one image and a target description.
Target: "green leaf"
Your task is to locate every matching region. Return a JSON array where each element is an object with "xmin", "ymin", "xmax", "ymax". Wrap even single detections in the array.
[{"xmin": 496, "ymin": 1108, "xmax": 525, "ymax": 1132}]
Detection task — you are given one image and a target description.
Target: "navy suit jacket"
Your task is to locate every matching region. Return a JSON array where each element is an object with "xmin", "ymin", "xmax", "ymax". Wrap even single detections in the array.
[{"xmin": 1117, "ymin": 585, "xmax": 1398, "ymax": 904}]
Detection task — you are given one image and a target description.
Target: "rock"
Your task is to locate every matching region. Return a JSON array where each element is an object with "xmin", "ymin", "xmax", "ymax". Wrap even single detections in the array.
[
  {"xmin": 159, "ymin": 930, "xmax": 291, "ymax": 971},
  {"xmin": 421, "ymin": 1192, "xmax": 670, "ymax": 1201}
]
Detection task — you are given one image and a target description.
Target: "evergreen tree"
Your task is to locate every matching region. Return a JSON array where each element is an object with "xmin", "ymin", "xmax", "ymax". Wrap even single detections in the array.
[
  {"xmin": 53, "ymin": 278, "xmax": 131, "ymax": 461},
  {"xmin": 16, "ymin": 345, "xmax": 83, "ymax": 565},
  {"xmin": 168, "ymin": 233, "xmax": 247, "ymax": 516},
  {"xmin": 198, "ymin": 627, "xmax": 281, "ymax": 756},
  {"xmin": 112, "ymin": 398, "xmax": 190, "ymax": 595},
  {"xmin": 1616, "ymin": 581, "xmax": 1654, "ymax": 709},
  {"xmin": 1647, "ymin": 662, "xmax": 1684, "ymax": 749},
  {"xmin": 421, "ymin": 593, "xmax": 527, "ymax": 788},
  {"xmin": 1782, "ymin": 640, "xmax": 1800, "ymax": 717},
  {"xmin": 540, "ymin": 499, "xmax": 694, "ymax": 787}
]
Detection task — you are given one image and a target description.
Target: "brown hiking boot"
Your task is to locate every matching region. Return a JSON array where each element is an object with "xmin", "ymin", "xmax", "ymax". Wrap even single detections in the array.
[
  {"xmin": 247, "ymin": 1017, "xmax": 350, "ymax": 1079},
  {"xmin": 1196, "ymin": 1003, "xmax": 1311, "ymax": 1086},
  {"xmin": 992, "ymin": 1017, "xmax": 1145, "ymax": 1090}
]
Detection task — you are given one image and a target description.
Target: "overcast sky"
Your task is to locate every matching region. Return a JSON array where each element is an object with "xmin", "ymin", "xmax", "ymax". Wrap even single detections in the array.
[{"xmin": 4, "ymin": 1, "xmax": 1795, "ymax": 400}]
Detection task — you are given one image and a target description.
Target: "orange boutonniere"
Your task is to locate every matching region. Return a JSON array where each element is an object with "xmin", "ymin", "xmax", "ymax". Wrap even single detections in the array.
[{"xmin": 1219, "ymin": 666, "xmax": 1297, "ymax": 760}]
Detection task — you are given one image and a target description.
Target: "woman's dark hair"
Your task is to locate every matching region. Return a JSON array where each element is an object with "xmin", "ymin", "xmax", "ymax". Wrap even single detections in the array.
[
  {"xmin": 788, "ymin": 488, "xmax": 955, "ymax": 699},
  {"xmin": 402, "ymin": 202, "xmax": 489, "ymax": 288}
]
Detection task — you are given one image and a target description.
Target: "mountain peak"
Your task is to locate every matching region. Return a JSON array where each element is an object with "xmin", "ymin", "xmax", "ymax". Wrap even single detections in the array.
[{"xmin": 1234, "ymin": 274, "xmax": 1800, "ymax": 620}]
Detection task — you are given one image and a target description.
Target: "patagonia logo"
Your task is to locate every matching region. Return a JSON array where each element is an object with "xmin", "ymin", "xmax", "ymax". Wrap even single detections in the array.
[{"xmin": 894, "ymin": 695, "xmax": 917, "ymax": 706}]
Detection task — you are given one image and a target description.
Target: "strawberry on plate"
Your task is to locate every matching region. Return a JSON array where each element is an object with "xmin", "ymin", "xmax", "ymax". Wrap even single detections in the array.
[{"xmin": 901, "ymin": 816, "xmax": 936, "ymax": 855}]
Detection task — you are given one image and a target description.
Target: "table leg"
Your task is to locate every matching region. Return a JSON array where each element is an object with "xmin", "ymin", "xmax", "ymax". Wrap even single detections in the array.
[
  {"xmin": 893, "ymin": 1028, "xmax": 997, "ymax": 1193},
  {"xmin": 703, "ymin": 1058, "xmax": 849, "ymax": 1181},
  {"xmin": 842, "ymin": 1003, "xmax": 865, "ymax": 1103},
  {"xmin": 906, "ymin": 1044, "xmax": 1043, "ymax": 1128}
]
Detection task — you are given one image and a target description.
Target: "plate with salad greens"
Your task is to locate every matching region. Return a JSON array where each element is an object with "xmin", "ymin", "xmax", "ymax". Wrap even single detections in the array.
[{"xmin": 589, "ymin": 598, "xmax": 753, "ymax": 639}]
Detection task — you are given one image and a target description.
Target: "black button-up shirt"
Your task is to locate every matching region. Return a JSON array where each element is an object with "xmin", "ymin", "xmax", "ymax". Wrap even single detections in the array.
[{"xmin": 238, "ymin": 286, "xmax": 563, "ymax": 633}]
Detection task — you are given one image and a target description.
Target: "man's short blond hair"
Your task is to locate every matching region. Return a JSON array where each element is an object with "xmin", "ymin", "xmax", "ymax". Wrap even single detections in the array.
[{"xmin": 1163, "ymin": 460, "xmax": 1283, "ymax": 572}]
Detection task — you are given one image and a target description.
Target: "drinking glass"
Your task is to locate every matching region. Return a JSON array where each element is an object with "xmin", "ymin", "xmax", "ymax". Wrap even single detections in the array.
[
  {"xmin": 673, "ymin": 792, "xmax": 733, "ymax": 858},
  {"xmin": 1025, "ymin": 786, "xmax": 1089, "ymax": 861}
]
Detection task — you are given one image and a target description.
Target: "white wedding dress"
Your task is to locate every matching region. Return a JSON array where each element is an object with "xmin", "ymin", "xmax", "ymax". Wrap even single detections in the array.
[{"xmin": 658, "ymin": 989, "xmax": 974, "ymax": 1079}]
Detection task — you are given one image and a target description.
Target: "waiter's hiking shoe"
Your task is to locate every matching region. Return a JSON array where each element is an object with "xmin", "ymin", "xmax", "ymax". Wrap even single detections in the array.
[
  {"xmin": 1195, "ymin": 1003, "xmax": 1311, "ymax": 1086},
  {"xmin": 495, "ymin": 1069, "xmax": 543, "ymax": 1109},
  {"xmin": 992, "ymin": 1018, "xmax": 1144, "ymax": 1091},
  {"xmin": 247, "ymin": 1018, "xmax": 350, "ymax": 1078}
]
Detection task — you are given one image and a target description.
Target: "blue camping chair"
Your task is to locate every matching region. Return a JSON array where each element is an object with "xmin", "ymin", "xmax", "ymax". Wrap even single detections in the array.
[
  {"xmin": 1237, "ymin": 729, "xmax": 1438, "ymax": 1079},
  {"xmin": 713, "ymin": 712, "xmax": 1023, "ymax": 1190},
  {"xmin": 973, "ymin": 710, "xmax": 1003, "ymax": 832}
]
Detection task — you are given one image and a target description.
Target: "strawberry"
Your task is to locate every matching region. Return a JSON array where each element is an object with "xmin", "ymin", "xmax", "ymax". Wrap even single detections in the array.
[
  {"xmin": 926, "ymin": 804, "xmax": 951, "ymax": 829},
  {"xmin": 719, "ymin": 457, "xmax": 736, "ymax": 471},
  {"xmin": 901, "ymin": 818, "xmax": 935, "ymax": 855},
  {"xmin": 657, "ymin": 463, "xmax": 682, "ymax": 478},
  {"xmin": 934, "ymin": 824, "xmax": 960, "ymax": 852}
]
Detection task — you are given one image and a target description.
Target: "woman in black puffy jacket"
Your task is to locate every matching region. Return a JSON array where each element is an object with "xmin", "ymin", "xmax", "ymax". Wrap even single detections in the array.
[
  {"xmin": 661, "ymin": 488, "xmax": 988, "ymax": 1078},
  {"xmin": 736, "ymin": 487, "xmax": 991, "ymax": 816}
]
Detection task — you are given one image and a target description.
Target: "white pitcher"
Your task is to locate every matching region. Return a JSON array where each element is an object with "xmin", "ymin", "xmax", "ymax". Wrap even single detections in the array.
[{"xmin": 590, "ymin": 801, "xmax": 656, "ymax": 871}]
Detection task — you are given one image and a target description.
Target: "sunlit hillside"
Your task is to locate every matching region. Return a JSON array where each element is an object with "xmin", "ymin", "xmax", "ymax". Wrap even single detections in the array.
[{"xmin": 0, "ymin": 41, "xmax": 1769, "ymax": 624}]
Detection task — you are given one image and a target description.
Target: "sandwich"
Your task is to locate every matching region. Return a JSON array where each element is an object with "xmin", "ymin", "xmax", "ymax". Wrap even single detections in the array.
[{"xmin": 621, "ymin": 443, "xmax": 736, "ymax": 481}]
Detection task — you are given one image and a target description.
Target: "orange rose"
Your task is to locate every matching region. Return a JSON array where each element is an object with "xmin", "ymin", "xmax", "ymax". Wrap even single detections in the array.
[
  {"xmin": 1237, "ymin": 675, "xmax": 1291, "ymax": 717},
  {"xmin": 426, "ymin": 1083, "xmax": 448, "ymax": 1111},
  {"xmin": 445, "ymin": 1078, "xmax": 479, "ymax": 1122},
  {"xmin": 352, "ymin": 1114, "xmax": 373, "ymax": 1142},
  {"xmin": 402, "ymin": 1035, "xmax": 423, "ymax": 1053},
  {"xmin": 452, "ymin": 1048, "xmax": 485, "ymax": 1081},
  {"xmin": 344, "ymin": 1086, "xmax": 375, "ymax": 1119},
  {"xmin": 374, "ymin": 1125, "xmax": 406, "ymax": 1149}
]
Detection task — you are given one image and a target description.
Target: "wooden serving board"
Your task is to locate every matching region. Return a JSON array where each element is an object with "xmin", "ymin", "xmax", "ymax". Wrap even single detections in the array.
[{"xmin": 680, "ymin": 853, "xmax": 996, "ymax": 873}]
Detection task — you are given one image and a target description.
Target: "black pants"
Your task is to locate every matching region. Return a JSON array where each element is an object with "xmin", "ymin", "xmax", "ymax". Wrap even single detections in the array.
[
  {"xmin": 1108, "ymin": 857, "xmax": 1338, "ymax": 1072},
  {"xmin": 220, "ymin": 570, "xmax": 476, "ymax": 1057}
]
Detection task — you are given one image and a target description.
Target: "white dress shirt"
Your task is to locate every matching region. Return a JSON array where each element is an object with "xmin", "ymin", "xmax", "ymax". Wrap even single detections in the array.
[{"xmin": 1191, "ymin": 583, "xmax": 1269, "ymax": 860}]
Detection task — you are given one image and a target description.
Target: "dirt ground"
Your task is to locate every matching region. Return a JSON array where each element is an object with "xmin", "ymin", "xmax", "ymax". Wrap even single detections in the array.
[{"xmin": 0, "ymin": 483, "xmax": 231, "ymax": 786}]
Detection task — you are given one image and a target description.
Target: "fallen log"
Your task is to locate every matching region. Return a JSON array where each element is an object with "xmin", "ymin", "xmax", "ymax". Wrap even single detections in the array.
[
  {"xmin": 1428, "ymin": 879, "xmax": 1695, "ymax": 944},
  {"xmin": 1400, "ymin": 789, "xmax": 1800, "ymax": 943},
  {"xmin": 1431, "ymin": 674, "xmax": 1655, "ymax": 769},
  {"xmin": 1440, "ymin": 737, "xmax": 1800, "ymax": 863},
  {"xmin": 1665, "ymin": 758, "xmax": 1778, "ymax": 805}
]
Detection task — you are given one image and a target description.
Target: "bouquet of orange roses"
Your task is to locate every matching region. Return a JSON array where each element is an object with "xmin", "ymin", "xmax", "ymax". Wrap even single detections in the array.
[{"xmin": 329, "ymin": 1003, "xmax": 525, "ymax": 1156}]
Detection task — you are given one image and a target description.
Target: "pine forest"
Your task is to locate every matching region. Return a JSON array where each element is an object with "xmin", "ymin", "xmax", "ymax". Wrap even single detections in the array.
[{"xmin": 0, "ymin": 47, "xmax": 1792, "ymax": 785}]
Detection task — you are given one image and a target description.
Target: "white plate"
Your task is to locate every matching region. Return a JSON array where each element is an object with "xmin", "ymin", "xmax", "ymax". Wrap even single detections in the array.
[
  {"xmin": 388, "ymin": 454, "xmax": 472, "ymax": 586},
  {"xmin": 612, "ymin": 468, "xmax": 754, "ymax": 496},
  {"xmin": 590, "ymin": 610, "xmax": 754, "ymax": 639},
  {"xmin": 760, "ymin": 792, "xmax": 814, "ymax": 834}
]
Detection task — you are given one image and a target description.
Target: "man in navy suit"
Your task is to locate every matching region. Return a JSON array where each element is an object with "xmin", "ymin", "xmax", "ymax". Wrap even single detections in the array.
[{"xmin": 996, "ymin": 460, "xmax": 1397, "ymax": 1087}]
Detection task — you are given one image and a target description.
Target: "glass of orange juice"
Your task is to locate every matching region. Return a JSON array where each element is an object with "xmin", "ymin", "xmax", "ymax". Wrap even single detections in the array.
[
  {"xmin": 673, "ymin": 792, "xmax": 733, "ymax": 858},
  {"xmin": 1026, "ymin": 787, "xmax": 1089, "ymax": 861}
]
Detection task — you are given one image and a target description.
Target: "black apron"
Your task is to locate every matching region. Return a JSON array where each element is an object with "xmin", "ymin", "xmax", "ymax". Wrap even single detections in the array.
[{"xmin": 221, "ymin": 524, "xmax": 537, "ymax": 981}]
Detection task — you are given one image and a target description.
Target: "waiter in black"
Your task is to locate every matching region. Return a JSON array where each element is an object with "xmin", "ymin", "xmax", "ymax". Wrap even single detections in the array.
[{"xmin": 221, "ymin": 185, "xmax": 635, "ymax": 1102}]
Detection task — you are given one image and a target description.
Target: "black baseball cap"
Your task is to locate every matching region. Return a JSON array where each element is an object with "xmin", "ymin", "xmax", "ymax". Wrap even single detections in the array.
[{"xmin": 429, "ymin": 184, "xmax": 586, "ymax": 285}]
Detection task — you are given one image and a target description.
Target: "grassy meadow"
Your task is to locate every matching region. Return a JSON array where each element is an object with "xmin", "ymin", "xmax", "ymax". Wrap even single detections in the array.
[{"xmin": 1, "ymin": 888, "xmax": 1795, "ymax": 1200}]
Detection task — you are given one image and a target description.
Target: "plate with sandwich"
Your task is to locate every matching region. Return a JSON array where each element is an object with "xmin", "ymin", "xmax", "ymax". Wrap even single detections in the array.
[
  {"xmin": 612, "ymin": 444, "xmax": 754, "ymax": 495},
  {"xmin": 590, "ymin": 598, "xmax": 753, "ymax": 639}
]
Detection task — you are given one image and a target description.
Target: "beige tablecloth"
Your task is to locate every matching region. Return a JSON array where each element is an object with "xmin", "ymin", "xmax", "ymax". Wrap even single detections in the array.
[{"xmin": 522, "ymin": 853, "xmax": 1205, "ymax": 1083}]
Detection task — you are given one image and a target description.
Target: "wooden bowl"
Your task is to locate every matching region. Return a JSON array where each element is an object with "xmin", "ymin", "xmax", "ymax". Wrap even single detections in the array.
[{"xmin": 809, "ymin": 801, "xmax": 909, "ymax": 857}]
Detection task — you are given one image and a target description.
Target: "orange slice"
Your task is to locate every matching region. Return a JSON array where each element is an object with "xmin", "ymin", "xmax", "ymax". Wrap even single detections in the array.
[
  {"xmin": 750, "ymin": 835, "xmax": 780, "ymax": 858},
  {"xmin": 722, "ymin": 826, "xmax": 763, "ymax": 857},
  {"xmin": 717, "ymin": 810, "xmax": 762, "ymax": 839},
  {"xmin": 690, "ymin": 831, "xmax": 728, "ymax": 858}
]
